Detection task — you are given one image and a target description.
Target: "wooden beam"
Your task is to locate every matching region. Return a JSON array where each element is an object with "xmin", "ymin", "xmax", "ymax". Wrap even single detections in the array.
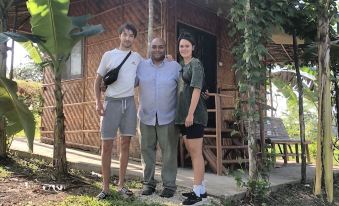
[{"xmin": 280, "ymin": 44, "xmax": 293, "ymax": 61}]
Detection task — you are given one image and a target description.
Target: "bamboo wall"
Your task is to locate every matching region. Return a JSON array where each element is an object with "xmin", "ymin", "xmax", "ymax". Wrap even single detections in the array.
[{"xmin": 40, "ymin": 0, "xmax": 236, "ymax": 158}]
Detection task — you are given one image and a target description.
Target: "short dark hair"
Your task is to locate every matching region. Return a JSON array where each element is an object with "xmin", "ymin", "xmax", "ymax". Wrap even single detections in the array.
[
  {"xmin": 118, "ymin": 22, "xmax": 137, "ymax": 37},
  {"xmin": 178, "ymin": 32, "xmax": 195, "ymax": 46}
]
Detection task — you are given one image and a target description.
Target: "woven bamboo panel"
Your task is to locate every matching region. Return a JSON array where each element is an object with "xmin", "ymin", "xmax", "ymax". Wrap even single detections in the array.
[
  {"xmin": 83, "ymin": 103, "xmax": 100, "ymax": 130},
  {"xmin": 66, "ymin": 132, "xmax": 83, "ymax": 145},
  {"xmin": 41, "ymin": 108, "xmax": 55, "ymax": 132},
  {"xmin": 69, "ymin": 1, "xmax": 86, "ymax": 16},
  {"xmin": 84, "ymin": 78, "xmax": 95, "ymax": 102},
  {"xmin": 218, "ymin": 22, "xmax": 233, "ymax": 51},
  {"xmin": 43, "ymin": 67, "xmax": 54, "ymax": 84},
  {"xmin": 62, "ymin": 80, "xmax": 84, "ymax": 104},
  {"xmin": 42, "ymin": 85, "xmax": 55, "ymax": 107},
  {"xmin": 176, "ymin": 1, "xmax": 218, "ymax": 35},
  {"xmin": 64, "ymin": 104, "xmax": 83, "ymax": 131},
  {"xmin": 86, "ymin": 39, "xmax": 121, "ymax": 78},
  {"xmin": 220, "ymin": 91, "xmax": 236, "ymax": 106},
  {"xmin": 123, "ymin": 2, "xmax": 148, "ymax": 31},
  {"xmin": 42, "ymin": 133, "xmax": 53, "ymax": 140},
  {"xmin": 87, "ymin": 7, "xmax": 124, "ymax": 45},
  {"xmin": 87, "ymin": 0, "xmax": 123, "ymax": 18},
  {"xmin": 166, "ymin": 31, "xmax": 177, "ymax": 60},
  {"xmin": 83, "ymin": 132, "xmax": 101, "ymax": 147}
]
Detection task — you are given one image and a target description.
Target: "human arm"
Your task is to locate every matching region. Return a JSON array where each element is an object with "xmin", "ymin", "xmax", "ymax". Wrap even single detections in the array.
[
  {"xmin": 94, "ymin": 74, "xmax": 104, "ymax": 116},
  {"xmin": 185, "ymin": 59, "xmax": 205, "ymax": 127},
  {"xmin": 185, "ymin": 88, "xmax": 201, "ymax": 127}
]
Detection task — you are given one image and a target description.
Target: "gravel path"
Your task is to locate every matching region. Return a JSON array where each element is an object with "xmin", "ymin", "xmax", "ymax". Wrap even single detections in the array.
[{"xmin": 133, "ymin": 185, "xmax": 222, "ymax": 206}]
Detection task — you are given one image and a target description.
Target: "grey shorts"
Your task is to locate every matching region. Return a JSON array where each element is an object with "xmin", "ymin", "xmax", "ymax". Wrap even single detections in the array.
[{"xmin": 100, "ymin": 96, "xmax": 137, "ymax": 140}]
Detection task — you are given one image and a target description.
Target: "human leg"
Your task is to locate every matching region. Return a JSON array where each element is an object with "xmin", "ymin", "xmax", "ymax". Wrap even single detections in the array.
[
  {"xmin": 101, "ymin": 139, "xmax": 114, "ymax": 193},
  {"xmin": 140, "ymin": 122, "xmax": 157, "ymax": 194},
  {"xmin": 157, "ymin": 122, "xmax": 179, "ymax": 192},
  {"xmin": 117, "ymin": 96, "xmax": 137, "ymax": 193},
  {"xmin": 118, "ymin": 136, "xmax": 131, "ymax": 190}
]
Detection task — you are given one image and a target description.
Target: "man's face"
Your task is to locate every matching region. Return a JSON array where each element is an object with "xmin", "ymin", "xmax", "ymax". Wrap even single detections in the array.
[
  {"xmin": 151, "ymin": 39, "xmax": 166, "ymax": 62},
  {"xmin": 119, "ymin": 29, "xmax": 135, "ymax": 49}
]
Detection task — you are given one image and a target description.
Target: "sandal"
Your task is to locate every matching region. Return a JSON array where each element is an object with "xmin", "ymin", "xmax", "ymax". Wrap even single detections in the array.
[
  {"xmin": 118, "ymin": 187, "xmax": 134, "ymax": 197},
  {"xmin": 96, "ymin": 191, "xmax": 109, "ymax": 200}
]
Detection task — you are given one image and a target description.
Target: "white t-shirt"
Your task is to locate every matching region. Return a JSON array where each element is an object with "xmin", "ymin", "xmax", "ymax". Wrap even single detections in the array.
[{"xmin": 97, "ymin": 49, "xmax": 142, "ymax": 98}]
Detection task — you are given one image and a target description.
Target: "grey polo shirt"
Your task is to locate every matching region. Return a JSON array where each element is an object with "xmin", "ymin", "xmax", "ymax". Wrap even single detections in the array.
[{"xmin": 137, "ymin": 59, "xmax": 181, "ymax": 126}]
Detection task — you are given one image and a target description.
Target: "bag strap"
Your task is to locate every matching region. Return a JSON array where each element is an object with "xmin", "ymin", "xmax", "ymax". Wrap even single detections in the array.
[{"xmin": 116, "ymin": 51, "xmax": 132, "ymax": 70}]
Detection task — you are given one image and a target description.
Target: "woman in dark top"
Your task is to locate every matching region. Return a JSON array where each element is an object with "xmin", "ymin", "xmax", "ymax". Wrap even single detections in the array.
[{"xmin": 175, "ymin": 33, "xmax": 208, "ymax": 205}]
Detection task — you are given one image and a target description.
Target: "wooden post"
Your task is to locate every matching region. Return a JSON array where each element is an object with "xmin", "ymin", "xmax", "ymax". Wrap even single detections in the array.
[{"xmin": 215, "ymin": 94, "xmax": 222, "ymax": 175}]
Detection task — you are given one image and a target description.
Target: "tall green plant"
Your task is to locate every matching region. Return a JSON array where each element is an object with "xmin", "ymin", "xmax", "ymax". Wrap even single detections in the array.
[
  {"xmin": 0, "ymin": 0, "xmax": 35, "ymax": 158},
  {"xmin": 230, "ymin": 0, "xmax": 287, "ymax": 202},
  {"xmin": 0, "ymin": 78, "xmax": 35, "ymax": 151},
  {"xmin": 1, "ymin": 0, "xmax": 103, "ymax": 177}
]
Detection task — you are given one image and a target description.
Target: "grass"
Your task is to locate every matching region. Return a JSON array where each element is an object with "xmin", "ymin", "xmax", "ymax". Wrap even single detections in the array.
[
  {"xmin": 1, "ymin": 155, "xmax": 165, "ymax": 206},
  {"xmin": 54, "ymin": 194, "xmax": 164, "ymax": 206},
  {"xmin": 0, "ymin": 165, "xmax": 11, "ymax": 178}
]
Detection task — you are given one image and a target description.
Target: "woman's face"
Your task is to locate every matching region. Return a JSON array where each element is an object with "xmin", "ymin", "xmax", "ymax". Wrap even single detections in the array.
[{"xmin": 179, "ymin": 39, "xmax": 193, "ymax": 59}]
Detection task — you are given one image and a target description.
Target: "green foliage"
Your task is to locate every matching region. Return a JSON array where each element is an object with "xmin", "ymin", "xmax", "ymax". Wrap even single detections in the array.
[
  {"xmin": 0, "ymin": 77, "xmax": 35, "ymax": 151},
  {"xmin": 15, "ymin": 80, "xmax": 42, "ymax": 115},
  {"xmin": 18, "ymin": 41, "xmax": 43, "ymax": 64},
  {"xmin": 13, "ymin": 60, "xmax": 43, "ymax": 82},
  {"xmin": 0, "ymin": 166, "xmax": 11, "ymax": 178},
  {"xmin": 26, "ymin": 0, "xmax": 104, "ymax": 71},
  {"xmin": 282, "ymin": 98, "xmax": 317, "ymax": 141},
  {"xmin": 230, "ymin": 0, "xmax": 288, "ymax": 200},
  {"xmin": 231, "ymin": 169, "xmax": 271, "ymax": 204}
]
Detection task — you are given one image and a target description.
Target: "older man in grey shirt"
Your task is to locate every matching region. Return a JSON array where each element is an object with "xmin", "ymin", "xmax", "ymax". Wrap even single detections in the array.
[{"xmin": 137, "ymin": 38, "xmax": 181, "ymax": 198}]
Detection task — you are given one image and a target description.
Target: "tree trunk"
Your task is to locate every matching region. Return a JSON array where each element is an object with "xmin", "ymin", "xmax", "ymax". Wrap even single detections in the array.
[
  {"xmin": 147, "ymin": 0, "xmax": 154, "ymax": 58},
  {"xmin": 314, "ymin": 1, "xmax": 333, "ymax": 202},
  {"xmin": 245, "ymin": 0, "xmax": 259, "ymax": 181},
  {"xmin": 0, "ymin": 3, "xmax": 9, "ymax": 159},
  {"xmin": 53, "ymin": 63, "xmax": 68, "ymax": 178},
  {"xmin": 292, "ymin": 30, "xmax": 306, "ymax": 184},
  {"xmin": 247, "ymin": 85, "xmax": 259, "ymax": 180},
  {"xmin": 0, "ymin": 116, "xmax": 6, "ymax": 158}
]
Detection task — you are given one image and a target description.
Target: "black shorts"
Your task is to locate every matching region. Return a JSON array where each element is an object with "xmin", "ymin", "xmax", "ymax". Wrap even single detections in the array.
[{"xmin": 179, "ymin": 124, "xmax": 204, "ymax": 139}]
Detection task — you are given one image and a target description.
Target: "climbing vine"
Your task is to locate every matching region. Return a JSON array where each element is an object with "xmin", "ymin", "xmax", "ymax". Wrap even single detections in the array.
[{"xmin": 230, "ymin": 0, "xmax": 287, "ymax": 202}]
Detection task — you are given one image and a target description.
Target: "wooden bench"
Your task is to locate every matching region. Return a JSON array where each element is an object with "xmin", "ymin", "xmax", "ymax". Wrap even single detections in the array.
[{"xmin": 263, "ymin": 117, "xmax": 311, "ymax": 164}]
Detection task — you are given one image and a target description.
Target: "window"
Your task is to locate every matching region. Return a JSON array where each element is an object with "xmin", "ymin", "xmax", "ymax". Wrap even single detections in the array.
[{"xmin": 62, "ymin": 41, "xmax": 83, "ymax": 80}]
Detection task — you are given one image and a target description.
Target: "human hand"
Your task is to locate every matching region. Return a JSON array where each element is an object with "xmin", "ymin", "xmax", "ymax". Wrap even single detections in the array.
[
  {"xmin": 100, "ymin": 81, "xmax": 107, "ymax": 92},
  {"xmin": 201, "ymin": 89, "xmax": 210, "ymax": 100},
  {"xmin": 165, "ymin": 54, "xmax": 174, "ymax": 61},
  {"xmin": 185, "ymin": 114, "xmax": 194, "ymax": 127},
  {"xmin": 96, "ymin": 102, "xmax": 105, "ymax": 116}
]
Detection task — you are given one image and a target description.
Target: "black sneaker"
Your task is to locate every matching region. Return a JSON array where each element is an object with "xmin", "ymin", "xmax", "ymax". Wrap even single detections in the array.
[
  {"xmin": 159, "ymin": 188, "xmax": 175, "ymax": 198},
  {"xmin": 182, "ymin": 192, "xmax": 202, "ymax": 205},
  {"xmin": 182, "ymin": 191, "xmax": 207, "ymax": 198},
  {"xmin": 142, "ymin": 187, "xmax": 155, "ymax": 196}
]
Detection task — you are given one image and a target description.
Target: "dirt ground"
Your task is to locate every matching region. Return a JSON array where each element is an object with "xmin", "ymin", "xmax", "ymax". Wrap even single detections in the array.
[{"xmin": 1, "ymin": 155, "xmax": 339, "ymax": 206}]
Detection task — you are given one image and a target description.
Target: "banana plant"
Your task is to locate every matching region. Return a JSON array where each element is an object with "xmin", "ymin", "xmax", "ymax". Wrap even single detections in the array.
[
  {"xmin": 271, "ymin": 68, "xmax": 318, "ymax": 108},
  {"xmin": 1, "ymin": 0, "xmax": 104, "ymax": 177},
  {"xmin": 0, "ymin": 78, "xmax": 35, "ymax": 152}
]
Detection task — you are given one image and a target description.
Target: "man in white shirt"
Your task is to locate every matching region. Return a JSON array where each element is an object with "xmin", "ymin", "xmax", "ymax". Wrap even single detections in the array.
[{"xmin": 94, "ymin": 22, "xmax": 142, "ymax": 199}]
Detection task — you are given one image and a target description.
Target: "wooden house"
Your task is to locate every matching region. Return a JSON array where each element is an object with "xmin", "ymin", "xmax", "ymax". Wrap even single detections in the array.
[{"xmin": 7, "ymin": 0, "xmax": 299, "ymax": 175}]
